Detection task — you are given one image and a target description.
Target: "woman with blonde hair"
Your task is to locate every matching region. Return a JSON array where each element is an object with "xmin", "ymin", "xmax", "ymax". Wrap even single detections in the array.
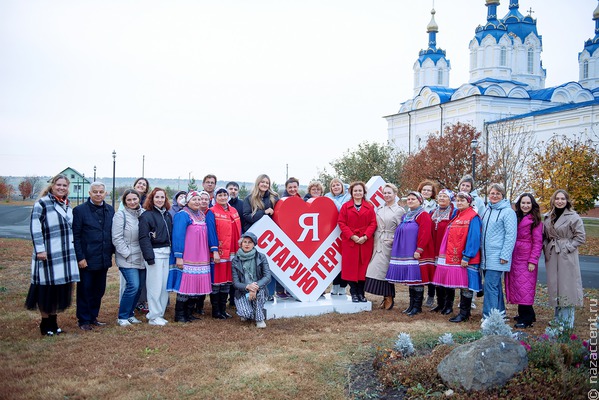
[
  {"xmin": 27, "ymin": 174, "xmax": 80, "ymax": 336},
  {"xmin": 543, "ymin": 189, "xmax": 585, "ymax": 328},
  {"xmin": 325, "ymin": 178, "xmax": 351, "ymax": 211},
  {"xmin": 304, "ymin": 180, "xmax": 324, "ymax": 201},
  {"xmin": 365, "ymin": 183, "xmax": 404, "ymax": 309},
  {"xmin": 242, "ymin": 174, "xmax": 279, "ymax": 233}
]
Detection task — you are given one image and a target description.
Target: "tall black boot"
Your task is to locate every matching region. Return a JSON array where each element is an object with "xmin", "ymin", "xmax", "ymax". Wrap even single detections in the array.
[
  {"xmin": 449, "ymin": 292, "xmax": 472, "ymax": 323},
  {"xmin": 441, "ymin": 288, "xmax": 455, "ymax": 315},
  {"xmin": 402, "ymin": 287, "xmax": 415, "ymax": 313},
  {"xmin": 196, "ymin": 295, "xmax": 206, "ymax": 315},
  {"xmin": 211, "ymin": 294, "xmax": 225, "ymax": 319},
  {"xmin": 407, "ymin": 287, "xmax": 424, "ymax": 316},
  {"xmin": 186, "ymin": 298, "xmax": 200, "ymax": 321},
  {"xmin": 219, "ymin": 292, "xmax": 232, "ymax": 319},
  {"xmin": 174, "ymin": 299, "xmax": 189, "ymax": 323},
  {"xmin": 48, "ymin": 314, "xmax": 63, "ymax": 334},
  {"xmin": 431, "ymin": 286, "xmax": 446, "ymax": 312}
]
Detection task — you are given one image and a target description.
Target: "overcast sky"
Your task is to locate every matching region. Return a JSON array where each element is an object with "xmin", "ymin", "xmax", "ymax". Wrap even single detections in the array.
[{"xmin": 0, "ymin": 0, "xmax": 596, "ymax": 185}]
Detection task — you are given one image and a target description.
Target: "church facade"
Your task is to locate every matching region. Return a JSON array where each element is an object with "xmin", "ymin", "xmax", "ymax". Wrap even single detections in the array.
[{"xmin": 385, "ymin": 0, "xmax": 599, "ymax": 154}]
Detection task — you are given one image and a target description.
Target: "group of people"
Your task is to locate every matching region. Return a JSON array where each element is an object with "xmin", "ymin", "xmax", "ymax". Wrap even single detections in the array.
[{"xmin": 26, "ymin": 171, "xmax": 586, "ymax": 337}]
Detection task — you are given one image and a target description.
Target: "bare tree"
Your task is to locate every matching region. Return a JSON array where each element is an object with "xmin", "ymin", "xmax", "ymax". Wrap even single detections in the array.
[{"xmin": 487, "ymin": 118, "xmax": 535, "ymax": 202}]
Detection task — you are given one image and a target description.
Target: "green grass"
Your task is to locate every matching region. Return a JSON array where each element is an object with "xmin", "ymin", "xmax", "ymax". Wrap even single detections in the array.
[{"xmin": 584, "ymin": 218, "xmax": 599, "ymax": 238}]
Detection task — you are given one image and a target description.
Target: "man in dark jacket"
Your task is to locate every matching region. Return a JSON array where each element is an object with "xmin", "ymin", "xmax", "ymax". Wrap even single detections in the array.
[
  {"xmin": 227, "ymin": 181, "xmax": 244, "ymax": 217},
  {"xmin": 73, "ymin": 182, "xmax": 115, "ymax": 331}
]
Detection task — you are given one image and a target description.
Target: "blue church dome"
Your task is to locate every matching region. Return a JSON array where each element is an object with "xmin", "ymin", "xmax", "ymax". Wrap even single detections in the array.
[{"xmin": 501, "ymin": 0, "xmax": 540, "ymax": 43}]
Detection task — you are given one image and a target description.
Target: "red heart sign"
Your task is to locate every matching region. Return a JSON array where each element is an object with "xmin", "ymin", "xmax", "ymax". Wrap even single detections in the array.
[{"xmin": 273, "ymin": 196, "xmax": 339, "ymax": 258}]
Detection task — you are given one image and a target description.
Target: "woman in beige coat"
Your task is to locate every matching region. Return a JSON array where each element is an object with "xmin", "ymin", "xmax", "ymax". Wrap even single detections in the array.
[
  {"xmin": 543, "ymin": 189, "xmax": 586, "ymax": 328},
  {"xmin": 365, "ymin": 183, "xmax": 405, "ymax": 310}
]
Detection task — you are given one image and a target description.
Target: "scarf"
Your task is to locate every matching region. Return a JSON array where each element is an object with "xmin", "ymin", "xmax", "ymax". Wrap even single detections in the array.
[
  {"xmin": 185, "ymin": 206, "xmax": 205, "ymax": 222},
  {"xmin": 237, "ymin": 248, "xmax": 258, "ymax": 283},
  {"xmin": 431, "ymin": 205, "xmax": 452, "ymax": 224},
  {"xmin": 403, "ymin": 205, "xmax": 423, "ymax": 223},
  {"xmin": 552, "ymin": 207, "xmax": 565, "ymax": 224}
]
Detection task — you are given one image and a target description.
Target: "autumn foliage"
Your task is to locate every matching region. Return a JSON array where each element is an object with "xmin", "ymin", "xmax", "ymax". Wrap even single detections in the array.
[
  {"xmin": 18, "ymin": 180, "xmax": 33, "ymax": 200},
  {"xmin": 529, "ymin": 134, "xmax": 599, "ymax": 214},
  {"xmin": 0, "ymin": 177, "xmax": 14, "ymax": 200},
  {"xmin": 400, "ymin": 122, "xmax": 489, "ymax": 193}
]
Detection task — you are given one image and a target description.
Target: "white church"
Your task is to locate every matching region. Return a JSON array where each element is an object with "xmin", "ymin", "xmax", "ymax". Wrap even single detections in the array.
[{"xmin": 385, "ymin": 0, "xmax": 599, "ymax": 154}]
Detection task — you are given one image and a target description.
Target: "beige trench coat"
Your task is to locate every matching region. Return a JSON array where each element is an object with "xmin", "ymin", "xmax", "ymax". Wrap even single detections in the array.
[
  {"xmin": 365, "ymin": 203, "xmax": 405, "ymax": 281},
  {"xmin": 543, "ymin": 209, "xmax": 586, "ymax": 307}
]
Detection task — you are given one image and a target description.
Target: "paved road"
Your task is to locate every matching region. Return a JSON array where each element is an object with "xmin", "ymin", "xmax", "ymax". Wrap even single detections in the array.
[{"xmin": 1, "ymin": 205, "xmax": 598, "ymax": 286}]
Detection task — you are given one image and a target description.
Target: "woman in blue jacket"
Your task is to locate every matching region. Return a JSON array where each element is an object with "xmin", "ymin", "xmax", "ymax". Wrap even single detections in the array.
[{"xmin": 480, "ymin": 183, "xmax": 517, "ymax": 318}]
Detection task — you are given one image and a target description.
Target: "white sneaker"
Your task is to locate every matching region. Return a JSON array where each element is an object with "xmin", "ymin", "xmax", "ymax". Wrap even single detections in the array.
[
  {"xmin": 128, "ymin": 316, "xmax": 142, "ymax": 324},
  {"xmin": 338, "ymin": 287, "xmax": 347, "ymax": 295},
  {"xmin": 331, "ymin": 284, "xmax": 339, "ymax": 295},
  {"xmin": 149, "ymin": 318, "xmax": 166, "ymax": 326},
  {"xmin": 256, "ymin": 320, "xmax": 266, "ymax": 329},
  {"xmin": 117, "ymin": 319, "xmax": 131, "ymax": 326},
  {"xmin": 471, "ymin": 300, "xmax": 477, "ymax": 309},
  {"xmin": 157, "ymin": 317, "xmax": 169, "ymax": 324}
]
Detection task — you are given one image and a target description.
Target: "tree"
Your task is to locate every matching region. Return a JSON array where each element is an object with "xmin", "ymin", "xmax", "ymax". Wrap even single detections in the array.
[
  {"xmin": 400, "ymin": 122, "xmax": 489, "ymax": 192},
  {"xmin": 18, "ymin": 179, "xmax": 33, "ymax": 200},
  {"xmin": 529, "ymin": 134, "xmax": 599, "ymax": 213},
  {"xmin": 239, "ymin": 185, "xmax": 249, "ymax": 199},
  {"xmin": 318, "ymin": 141, "xmax": 405, "ymax": 187},
  {"xmin": 487, "ymin": 118, "xmax": 536, "ymax": 201},
  {"xmin": 271, "ymin": 182, "xmax": 280, "ymax": 196},
  {"xmin": 0, "ymin": 177, "xmax": 15, "ymax": 200},
  {"xmin": 188, "ymin": 176, "xmax": 197, "ymax": 191}
]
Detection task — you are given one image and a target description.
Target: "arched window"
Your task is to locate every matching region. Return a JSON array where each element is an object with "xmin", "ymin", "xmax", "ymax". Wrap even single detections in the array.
[
  {"xmin": 584, "ymin": 60, "xmax": 589, "ymax": 79},
  {"xmin": 470, "ymin": 50, "xmax": 476, "ymax": 70},
  {"xmin": 500, "ymin": 47, "xmax": 507, "ymax": 66},
  {"xmin": 527, "ymin": 48, "xmax": 534, "ymax": 74},
  {"xmin": 438, "ymin": 69, "xmax": 443, "ymax": 85}
]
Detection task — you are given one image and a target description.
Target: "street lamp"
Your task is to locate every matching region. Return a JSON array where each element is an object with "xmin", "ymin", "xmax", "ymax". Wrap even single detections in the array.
[
  {"xmin": 93, "ymin": 165, "xmax": 97, "ymax": 181},
  {"xmin": 112, "ymin": 150, "xmax": 116, "ymax": 209},
  {"xmin": 471, "ymin": 138, "xmax": 479, "ymax": 183}
]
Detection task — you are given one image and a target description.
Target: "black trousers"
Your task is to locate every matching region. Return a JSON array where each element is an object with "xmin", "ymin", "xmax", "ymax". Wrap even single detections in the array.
[
  {"xmin": 348, "ymin": 281, "xmax": 365, "ymax": 296},
  {"xmin": 76, "ymin": 268, "xmax": 108, "ymax": 325},
  {"xmin": 518, "ymin": 304, "xmax": 536, "ymax": 324}
]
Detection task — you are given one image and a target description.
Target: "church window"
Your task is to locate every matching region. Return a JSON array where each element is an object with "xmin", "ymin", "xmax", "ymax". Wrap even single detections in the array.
[
  {"xmin": 527, "ymin": 48, "xmax": 534, "ymax": 73},
  {"xmin": 500, "ymin": 47, "xmax": 507, "ymax": 66},
  {"xmin": 438, "ymin": 69, "xmax": 443, "ymax": 85},
  {"xmin": 584, "ymin": 60, "xmax": 589, "ymax": 79}
]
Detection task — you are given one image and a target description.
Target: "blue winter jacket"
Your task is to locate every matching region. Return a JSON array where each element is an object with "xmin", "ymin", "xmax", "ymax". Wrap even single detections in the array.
[{"xmin": 480, "ymin": 198, "xmax": 517, "ymax": 272}]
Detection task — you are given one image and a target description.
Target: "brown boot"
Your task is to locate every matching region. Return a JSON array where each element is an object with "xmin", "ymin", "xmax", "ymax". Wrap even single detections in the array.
[{"xmin": 382, "ymin": 296, "xmax": 394, "ymax": 310}]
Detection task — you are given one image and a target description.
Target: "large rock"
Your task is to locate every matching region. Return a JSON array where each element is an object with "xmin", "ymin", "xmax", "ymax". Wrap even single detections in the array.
[{"xmin": 437, "ymin": 335, "xmax": 527, "ymax": 392}]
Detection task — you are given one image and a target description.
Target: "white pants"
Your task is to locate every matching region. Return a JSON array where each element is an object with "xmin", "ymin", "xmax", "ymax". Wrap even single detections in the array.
[{"xmin": 145, "ymin": 249, "xmax": 170, "ymax": 320}]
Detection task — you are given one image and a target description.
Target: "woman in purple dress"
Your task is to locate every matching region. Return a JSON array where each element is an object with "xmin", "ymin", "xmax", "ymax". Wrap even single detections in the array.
[{"xmin": 386, "ymin": 191, "xmax": 434, "ymax": 316}]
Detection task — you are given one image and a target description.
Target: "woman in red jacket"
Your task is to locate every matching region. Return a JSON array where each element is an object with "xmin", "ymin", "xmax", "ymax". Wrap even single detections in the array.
[
  {"xmin": 210, "ymin": 187, "xmax": 242, "ymax": 319},
  {"xmin": 337, "ymin": 182, "xmax": 377, "ymax": 303}
]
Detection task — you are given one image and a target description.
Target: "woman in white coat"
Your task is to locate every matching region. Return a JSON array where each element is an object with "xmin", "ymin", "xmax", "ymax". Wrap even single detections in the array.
[{"xmin": 365, "ymin": 183, "xmax": 405, "ymax": 310}]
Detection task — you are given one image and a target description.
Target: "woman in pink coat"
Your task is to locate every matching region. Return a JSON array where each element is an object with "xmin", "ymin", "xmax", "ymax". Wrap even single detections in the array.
[
  {"xmin": 505, "ymin": 193, "xmax": 543, "ymax": 329},
  {"xmin": 338, "ymin": 181, "xmax": 377, "ymax": 303}
]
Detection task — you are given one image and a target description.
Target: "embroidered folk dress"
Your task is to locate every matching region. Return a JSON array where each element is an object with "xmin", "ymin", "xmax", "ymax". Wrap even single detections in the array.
[
  {"xmin": 432, "ymin": 206, "xmax": 482, "ymax": 292},
  {"xmin": 167, "ymin": 208, "xmax": 217, "ymax": 296},
  {"xmin": 386, "ymin": 208, "xmax": 435, "ymax": 285},
  {"xmin": 210, "ymin": 203, "xmax": 241, "ymax": 285}
]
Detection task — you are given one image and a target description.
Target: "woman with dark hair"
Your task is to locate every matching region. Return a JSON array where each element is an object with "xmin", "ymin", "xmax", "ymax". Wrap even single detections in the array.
[
  {"xmin": 139, "ymin": 188, "xmax": 173, "ymax": 326},
  {"xmin": 429, "ymin": 189, "xmax": 457, "ymax": 314},
  {"xmin": 543, "ymin": 189, "xmax": 585, "ymax": 329},
  {"xmin": 210, "ymin": 187, "xmax": 242, "ymax": 319},
  {"xmin": 168, "ymin": 191, "xmax": 218, "ymax": 322},
  {"xmin": 432, "ymin": 192, "xmax": 482, "ymax": 323},
  {"xmin": 26, "ymin": 174, "xmax": 80, "ymax": 336},
  {"xmin": 133, "ymin": 178, "xmax": 150, "ymax": 205},
  {"xmin": 386, "ymin": 191, "xmax": 435, "ymax": 316},
  {"xmin": 505, "ymin": 193, "xmax": 543, "ymax": 329},
  {"xmin": 112, "ymin": 189, "xmax": 145, "ymax": 326},
  {"xmin": 365, "ymin": 183, "xmax": 404, "ymax": 310},
  {"xmin": 338, "ymin": 181, "xmax": 377, "ymax": 302}
]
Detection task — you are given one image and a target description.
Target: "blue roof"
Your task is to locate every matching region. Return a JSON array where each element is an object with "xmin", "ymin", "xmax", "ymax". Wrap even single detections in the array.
[
  {"xmin": 417, "ymin": 48, "xmax": 449, "ymax": 66},
  {"xmin": 470, "ymin": 77, "xmax": 528, "ymax": 86},
  {"xmin": 474, "ymin": 23, "xmax": 507, "ymax": 44},
  {"xmin": 487, "ymin": 98, "xmax": 599, "ymax": 123},
  {"xmin": 583, "ymin": 36, "xmax": 599, "ymax": 57},
  {"xmin": 417, "ymin": 86, "xmax": 456, "ymax": 103},
  {"xmin": 502, "ymin": 3, "xmax": 539, "ymax": 43}
]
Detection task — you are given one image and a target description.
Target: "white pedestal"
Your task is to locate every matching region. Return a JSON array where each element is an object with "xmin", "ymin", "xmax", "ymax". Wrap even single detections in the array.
[{"xmin": 263, "ymin": 293, "xmax": 372, "ymax": 320}]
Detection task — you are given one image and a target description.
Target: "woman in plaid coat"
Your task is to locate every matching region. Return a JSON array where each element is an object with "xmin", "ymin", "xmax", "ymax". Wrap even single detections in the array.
[{"xmin": 26, "ymin": 174, "xmax": 80, "ymax": 336}]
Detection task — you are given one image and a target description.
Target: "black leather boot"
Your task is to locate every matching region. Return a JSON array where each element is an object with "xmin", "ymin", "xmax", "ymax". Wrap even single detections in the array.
[
  {"xmin": 40, "ymin": 317, "xmax": 51, "ymax": 336},
  {"xmin": 186, "ymin": 298, "xmax": 200, "ymax": 321},
  {"xmin": 219, "ymin": 292, "xmax": 232, "ymax": 319},
  {"xmin": 441, "ymin": 288, "xmax": 455, "ymax": 315},
  {"xmin": 431, "ymin": 286, "xmax": 446, "ymax": 312},
  {"xmin": 174, "ymin": 299, "xmax": 189, "ymax": 322},
  {"xmin": 196, "ymin": 295, "xmax": 206, "ymax": 315},
  {"xmin": 449, "ymin": 293, "xmax": 472, "ymax": 323},
  {"xmin": 402, "ymin": 287, "xmax": 415, "ymax": 313},
  {"xmin": 211, "ymin": 294, "xmax": 225, "ymax": 319},
  {"xmin": 407, "ymin": 287, "xmax": 424, "ymax": 316}
]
